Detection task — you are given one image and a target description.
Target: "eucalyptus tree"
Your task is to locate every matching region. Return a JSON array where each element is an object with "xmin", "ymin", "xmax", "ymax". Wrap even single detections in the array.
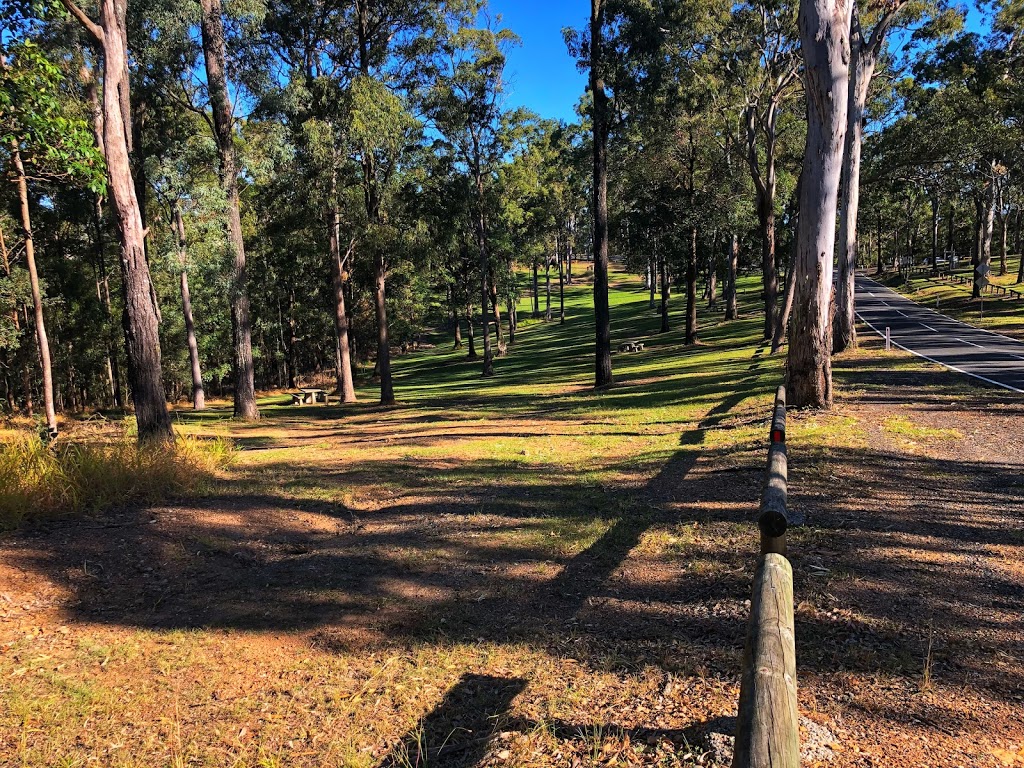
[
  {"xmin": 833, "ymin": 0, "xmax": 962, "ymax": 353},
  {"xmin": 787, "ymin": 0, "xmax": 850, "ymax": 409},
  {"xmin": 422, "ymin": 13, "xmax": 522, "ymax": 377},
  {"xmin": 726, "ymin": 0, "xmax": 801, "ymax": 342},
  {"xmin": 2, "ymin": 34, "xmax": 105, "ymax": 436},
  {"xmin": 196, "ymin": 0, "xmax": 259, "ymax": 419}
]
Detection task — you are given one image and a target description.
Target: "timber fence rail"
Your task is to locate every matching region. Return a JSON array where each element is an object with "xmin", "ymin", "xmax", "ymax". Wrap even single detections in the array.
[
  {"xmin": 902, "ymin": 265, "xmax": 1024, "ymax": 300},
  {"xmin": 732, "ymin": 384, "xmax": 799, "ymax": 768}
]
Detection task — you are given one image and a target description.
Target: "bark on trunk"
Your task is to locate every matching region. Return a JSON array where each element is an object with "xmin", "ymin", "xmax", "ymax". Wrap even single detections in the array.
[
  {"xmin": 465, "ymin": 305, "xmax": 477, "ymax": 359},
  {"xmin": 355, "ymin": 1, "xmax": 395, "ymax": 402},
  {"xmin": 13, "ymin": 149, "xmax": 58, "ymax": 437},
  {"xmin": 328, "ymin": 167, "xmax": 357, "ymax": 403},
  {"xmin": 61, "ymin": 0, "xmax": 173, "ymax": 442},
  {"xmin": 532, "ymin": 260, "xmax": 540, "ymax": 317},
  {"xmin": 559, "ymin": 245, "xmax": 565, "ymax": 324},
  {"xmin": 452, "ymin": 300, "xmax": 463, "ymax": 349},
  {"xmin": 788, "ymin": 0, "xmax": 851, "ymax": 409},
  {"xmin": 726, "ymin": 233, "xmax": 739, "ymax": 320},
  {"xmin": 772, "ymin": 217, "xmax": 801, "ymax": 354},
  {"xmin": 649, "ymin": 254, "xmax": 657, "ymax": 310},
  {"xmin": 930, "ymin": 196, "xmax": 940, "ymax": 269},
  {"xmin": 977, "ymin": 164, "xmax": 996, "ymax": 296},
  {"xmin": 659, "ymin": 249, "xmax": 670, "ymax": 333},
  {"xmin": 590, "ymin": 0, "xmax": 613, "ymax": 387},
  {"xmin": 173, "ymin": 203, "xmax": 205, "ymax": 410},
  {"xmin": 61, "ymin": 0, "xmax": 172, "ymax": 442},
  {"xmin": 833, "ymin": 2, "xmax": 870, "ymax": 354},
  {"xmin": 545, "ymin": 255, "xmax": 552, "ymax": 321},
  {"xmin": 685, "ymin": 227, "xmax": 698, "ymax": 345},
  {"xmin": 200, "ymin": 0, "xmax": 259, "ymax": 421}
]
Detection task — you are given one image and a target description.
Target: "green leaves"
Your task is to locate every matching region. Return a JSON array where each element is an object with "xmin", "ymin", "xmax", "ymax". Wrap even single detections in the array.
[{"xmin": 0, "ymin": 40, "xmax": 106, "ymax": 192}]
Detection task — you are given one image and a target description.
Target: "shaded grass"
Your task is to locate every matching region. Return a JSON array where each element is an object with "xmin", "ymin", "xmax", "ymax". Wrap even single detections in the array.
[{"xmin": 2, "ymin": 267, "xmax": 1022, "ymax": 767}]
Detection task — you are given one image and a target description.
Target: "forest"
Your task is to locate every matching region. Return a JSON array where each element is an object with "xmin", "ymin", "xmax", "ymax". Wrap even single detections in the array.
[
  {"xmin": 2, "ymin": 1, "xmax": 1024, "ymax": 766},
  {"xmin": 2, "ymin": 0, "xmax": 1019, "ymax": 439}
]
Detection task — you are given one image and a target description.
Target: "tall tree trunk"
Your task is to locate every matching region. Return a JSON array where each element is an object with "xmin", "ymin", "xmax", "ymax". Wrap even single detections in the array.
[
  {"xmin": 507, "ymin": 295, "xmax": 517, "ymax": 344},
  {"xmin": 649, "ymin": 253, "xmax": 657, "ymax": 309},
  {"xmin": 590, "ymin": 0, "xmax": 613, "ymax": 387},
  {"xmin": 475, "ymin": 173, "xmax": 494, "ymax": 377},
  {"xmin": 173, "ymin": 203, "xmax": 205, "ymax": 410},
  {"xmin": 725, "ymin": 233, "xmax": 739, "ymax": 320},
  {"xmin": 706, "ymin": 232, "xmax": 719, "ymax": 308},
  {"xmin": 788, "ymin": 0, "xmax": 851, "ymax": 409},
  {"xmin": 452, "ymin": 297, "xmax": 463, "ymax": 349},
  {"xmin": 545, "ymin": 254, "xmax": 552, "ymax": 321},
  {"xmin": 876, "ymin": 210, "xmax": 883, "ymax": 275},
  {"xmin": 930, "ymin": 195, "xmax": 940, "ymax": 269},
  {"xmin": 61, "ymin": 0, "xmax": 173, "ymax": 441},
  {"xmin": 977, "ymin": 163, "xmax": 996, "ymax": 297},
  {"xmin": 686, "ymin": 227, "xmax": 698, "ymax": 345},
  {"xmin": 355, "ymin": 0, "xmax": 394, "ymax": 403},
  {"xmin": 200, "ymin": 0, "xmax": 259, "ymax": 421},
  {"xmin": 566, "ymin": 214, "xmax": 574, "ymax": 284},
  {"xmin": 532, "ymin": 259, "xmax": 540, "ymax": 317},
  {"xmin": 946, "ymin": 200, "xmax": 955, "ymax": 256},
  {"xmin": 972, "ymin": 194, "xmax": 984, "ymax": 297},
  {"xmin": 559, "ymin": 244, "xmax": 565, "ymax": 324},
  {"xmin": 772, "ymin": 214, "xmax": 801, "ymax": 354},
  {"xmin": 465, "ymin": 305, "xmax": 477, "ymax": 359},
  {"xmin": 659, "ymin": 248, "xmax": 669, "ymax": 333},
  {"xmin": 833, "ymin": 8, "xmax": 867, "ymax": 353},
  {"xmin": 83, "ymin": 63, "xmax": 123, "ymax": 409},
  {"xmin": 489, "ymin": 280, "xmax": 505, "ymax": 355},
  {"xmin": 12, "ymin": 151, "xmax": 58, "ymax": 437},
  {"xmin": 747, "ymin": 105, "xmax": 780, "ymax": 342},
  {"xmin": 286, "ymin": 289, "xmax": 297, "ymax": 388},
  {"xmin": 328, "ymin": 168, "xmax": 357, "ymax": 403}
]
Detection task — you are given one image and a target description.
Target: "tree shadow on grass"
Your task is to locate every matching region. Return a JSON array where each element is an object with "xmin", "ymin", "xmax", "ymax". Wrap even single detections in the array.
[{"xmin": 377, "ymin": 674, "xmax": 527, "ymax": 768}]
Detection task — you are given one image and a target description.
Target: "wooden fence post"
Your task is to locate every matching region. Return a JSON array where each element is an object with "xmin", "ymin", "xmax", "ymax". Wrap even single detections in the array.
[{"xmin": 733, "ymin": 384, "xmax": 799, "ymax": 768}]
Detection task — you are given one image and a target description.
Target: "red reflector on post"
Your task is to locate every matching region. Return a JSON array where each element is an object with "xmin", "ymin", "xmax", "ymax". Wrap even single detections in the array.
[{"xmin": 771, "ymin": 429, "xmax": 784, "ymax": 444}]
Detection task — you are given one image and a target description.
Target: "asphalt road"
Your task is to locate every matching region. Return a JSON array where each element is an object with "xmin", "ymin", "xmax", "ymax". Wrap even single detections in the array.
[{"xmin": 855, "ymin": 274, "xmax": 1024, "ymax": 393}]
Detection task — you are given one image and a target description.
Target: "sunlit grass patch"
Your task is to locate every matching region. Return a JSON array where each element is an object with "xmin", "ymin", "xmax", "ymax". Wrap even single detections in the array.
[
  {"xmin": 0, "ymin": 432, "xmax": 233, "ymax": 530},
  {"xmin": 882, "ymin": 415, "xmax": 962, "ymax": 442}
]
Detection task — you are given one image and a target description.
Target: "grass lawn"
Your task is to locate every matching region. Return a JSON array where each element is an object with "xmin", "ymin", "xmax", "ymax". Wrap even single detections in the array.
[
  {"xmin": 878, "ymin": 252, "xmax": 1024, "ymax": 339},
  {"xmin": 1, "ymin": 267, "xmax": 1022, "ymax": 767}
]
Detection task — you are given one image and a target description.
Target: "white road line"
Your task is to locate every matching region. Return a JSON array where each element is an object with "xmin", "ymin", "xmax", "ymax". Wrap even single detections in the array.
[
  {"xmin": 955, "ymin": 338, "xmax": 984, "ymax": 349},
  {"xmin": 920, "ymin": 323, "xmax": 938, "ymax": 333},
  {"xmin": 896, "ymin": 310, "xmax": 908, "ymax": 317},
  {"xmin": 856, "ymin": 312, "xmax": 1024, "ymax": 394},
  {"xmin": 857, "ymin": 275, "xmax": 1024, "ymax": 345}
]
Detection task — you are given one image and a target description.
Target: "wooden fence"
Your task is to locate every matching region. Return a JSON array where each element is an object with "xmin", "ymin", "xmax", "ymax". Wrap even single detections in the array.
[
  {"xmin": 732, "ymin": 385, "xmax": 799, "ymax": 768},
  {"xmin": 903, "ymin": 265, "xmax": 1024, "ymax": 300}
]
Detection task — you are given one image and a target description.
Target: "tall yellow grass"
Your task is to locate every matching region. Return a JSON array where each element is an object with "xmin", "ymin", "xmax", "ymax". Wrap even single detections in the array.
[{"xmin": 0, "ymin": 433, "xmax": 232, "ymax": 530}]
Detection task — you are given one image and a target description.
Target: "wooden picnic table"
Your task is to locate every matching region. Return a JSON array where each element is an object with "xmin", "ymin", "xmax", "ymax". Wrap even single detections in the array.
[{"xmin": 292, "ymin": 387, "xmax": 328, "ymax": 405}]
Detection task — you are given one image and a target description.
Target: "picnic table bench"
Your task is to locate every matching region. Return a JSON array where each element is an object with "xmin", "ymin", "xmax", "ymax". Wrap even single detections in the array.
[
  {"xmin": 618, "ymin": 341, "xmax": 645, "ymax": 353},
  {"xmin": 291, "ymin": 388, "xmax": 330, "ymax": 405}
]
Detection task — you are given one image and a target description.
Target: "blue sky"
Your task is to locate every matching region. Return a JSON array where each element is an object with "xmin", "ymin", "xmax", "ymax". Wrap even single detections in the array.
[
  {"xmin": 489, "ymin": 0, "xmax": 589, "ymax": 124},
  {"xmin": 489, "ymin": 1, "xmax": 992, "ymax": 125}
]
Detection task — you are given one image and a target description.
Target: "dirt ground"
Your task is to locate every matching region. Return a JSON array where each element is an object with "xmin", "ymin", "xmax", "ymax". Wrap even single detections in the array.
[{"xmin": 1, "ymin": 341, "xmax": 1022, "ymax": 767}]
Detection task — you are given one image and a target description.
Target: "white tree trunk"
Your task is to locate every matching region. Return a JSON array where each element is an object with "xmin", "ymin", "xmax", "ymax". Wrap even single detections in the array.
[{"xmin": 788, "ymin": 0, "xmax": 852, "ymax": 408}]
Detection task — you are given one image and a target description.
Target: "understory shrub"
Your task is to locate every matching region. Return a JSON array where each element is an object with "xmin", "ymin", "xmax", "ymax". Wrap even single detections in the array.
[{"xmin": 0, "ymin": 433, "xmax": 233, "ymax": 530}]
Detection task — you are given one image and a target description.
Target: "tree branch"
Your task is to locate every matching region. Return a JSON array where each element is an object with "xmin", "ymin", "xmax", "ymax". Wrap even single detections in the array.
[{"xmin": 58, "ymin": 0, "xmax": 104, "ymax": 45}]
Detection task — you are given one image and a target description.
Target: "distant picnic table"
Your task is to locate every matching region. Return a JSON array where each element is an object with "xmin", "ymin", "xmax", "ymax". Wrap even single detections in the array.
[
  {"xmin": 291, "ymin": 388, "xmax": 329, "ymax": 405},
  {"xmin": 618, "ymin": 341, "xmax": 645, "ymax": 353}
]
